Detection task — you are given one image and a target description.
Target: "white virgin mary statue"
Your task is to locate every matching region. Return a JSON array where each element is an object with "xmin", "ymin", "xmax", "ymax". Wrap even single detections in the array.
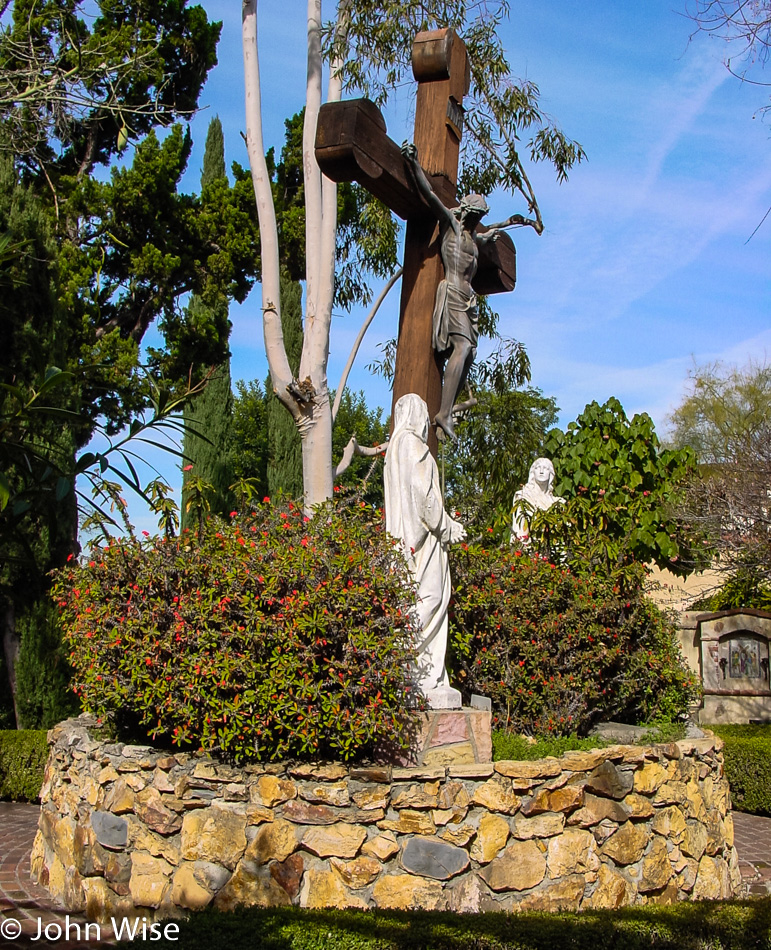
[
  {"xmin": 511, "ymin": 457, "xmax": 564, "ymax": 542},
  {"xmin": 384, "ymin": 394, "xmax": 466, "ymax": 709}
]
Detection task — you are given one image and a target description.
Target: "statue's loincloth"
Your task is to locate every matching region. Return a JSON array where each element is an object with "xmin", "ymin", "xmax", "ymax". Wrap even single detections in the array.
[{"xmin": 432, "ymin": 280, "xmax": 478, "ymax": 354}]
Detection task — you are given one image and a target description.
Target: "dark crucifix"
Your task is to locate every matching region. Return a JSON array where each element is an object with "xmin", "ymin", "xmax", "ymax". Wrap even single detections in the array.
[{"xmin": 315, "ymin": 27, "xmax": 517, "ymax": 455}]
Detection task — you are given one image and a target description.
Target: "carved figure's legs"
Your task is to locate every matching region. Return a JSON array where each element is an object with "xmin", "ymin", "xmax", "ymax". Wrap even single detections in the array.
[{"xmin": 434, "ymin": 336, "xmax": 476, "ymax": 443}]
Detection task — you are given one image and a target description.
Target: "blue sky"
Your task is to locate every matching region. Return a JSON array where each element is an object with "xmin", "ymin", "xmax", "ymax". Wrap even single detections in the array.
[{"xmin": 121, "ymin": 0, "xmax": 771, "ymax": 531}]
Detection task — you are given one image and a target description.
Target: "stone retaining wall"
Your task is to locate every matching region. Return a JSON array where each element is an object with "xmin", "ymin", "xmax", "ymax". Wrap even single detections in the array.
[{"xmin": 31, "ymin": 718, "xmax": 741, "ymax": 921}]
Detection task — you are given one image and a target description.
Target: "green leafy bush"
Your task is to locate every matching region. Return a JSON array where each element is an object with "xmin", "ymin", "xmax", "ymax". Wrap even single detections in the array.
[
  {"xmin": 449, "ymin": 544, "xmax": 699, "ymax": 736},
  {"xmin": 0, "ymin": 730, "xmax": 48, "ymax": 801},
  {"xmin": 530, "ymin": 398, "xmax": 707, "ymax": 585},
  {"xmin": 708, "ymin": 724, "xmax": 771, "ymax": 815},
  {"xmin": 53, "ymin": 498, "xmax": 422, "ymax": 762}
]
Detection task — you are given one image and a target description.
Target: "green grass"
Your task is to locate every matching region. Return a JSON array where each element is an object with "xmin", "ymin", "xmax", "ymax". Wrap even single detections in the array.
[
  {"xmin": 149, "ymin": 901, "xmax": 771, "ymax": 950},
  {"xmin": 491, "ymin": 731, "xmax": 613, "ymax": 761},
  {"xmin": 0, "ymin": 729, "xmax": 48, "ymax": 801},
  {"xmin": 491, "ymin": 723, "xmax": 686, "ymax": 762}
]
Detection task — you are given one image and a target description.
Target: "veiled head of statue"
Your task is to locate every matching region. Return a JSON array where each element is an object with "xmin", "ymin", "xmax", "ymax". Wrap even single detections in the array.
[{"xmin": 393, "ymin": 393, "xmax": 430, "ymax": 442}]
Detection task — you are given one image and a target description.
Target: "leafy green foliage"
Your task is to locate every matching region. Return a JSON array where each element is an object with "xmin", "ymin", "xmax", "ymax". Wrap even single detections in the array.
[
  {"xmin": 530, "ymin": 398, "xmax": 707, "ymax": 584},
  {"xmin": 182, "ymin": 362, "xmax": 235, "ymax": 529},
  {"xmin": 268, "ymin": 111, "xmax": 399, "ymax": 308},
  {"xmin": 1, "ymin": 366, "xmax": 214, "ymax": 547},
  {"xmin": 230, "ymin": 381, "xmax": 269, "ymax": 496},
  {"xmin": 708, "ymin": 724, "xmax": 771, "ymax": 816},
  {"xmin": 81, "ymin": 125, "xmax": 259, "ymax": 414},
  {"xmin": 1, "ymin": 0, "xmax": 243, "ymax": 434},
  {"xmin": 0, "ymin": 0, "xmax": 220, "ymax": 164},
  {"xmin": 14, "ymin": 600, "xmax": 78, "ymax": 728},
  {"xmin": 181, "ymin": 118, "xmax": 236, "ymax": 529},
  {"xmin": 692, "ymin": 564, "xmax": 771, "ymax": 612},
  {"xmin": 0, "ymin": 0, "xmax": 239, "ymax": 726},
  {"xmin": 333, "ymin": 390, "xmax": 389, "ymax": 506},
  {"xmin": 0, "ymin": 0, "xmax": 253, "ymax": 440},
  {"xmin": 54, "ymin": 498, "xmax": 422, "ymax": 762},
  {"xmin": 201, "ymin": 115, "xmax": 226, "ymax": 187},
  {"xmin": 0, "ymin": 729, "xmax": 48, "ymax": 801},
  {"xmin": 449, "ymin": 543, "xmax": 699, "ymax": 736},
  {"xmin": 0, "ymin": 362, "xmax": 212, "ymax": 723},
  {"xmin": 150, "ymin": 899, "xmax": 771, "ymax": 950}
]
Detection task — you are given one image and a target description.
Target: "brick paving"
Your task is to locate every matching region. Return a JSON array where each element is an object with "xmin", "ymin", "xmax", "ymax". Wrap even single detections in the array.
[
  {"xmin": 732, "ymin": 811, "xmax": 771, "ymax": 897},
  {"xmin": 0, "ymin": 803, "xmax": 116, "ymax": 948},
  {"xmin": 0, "ymin": 802, "xmax": 770, "ymax": 946}
]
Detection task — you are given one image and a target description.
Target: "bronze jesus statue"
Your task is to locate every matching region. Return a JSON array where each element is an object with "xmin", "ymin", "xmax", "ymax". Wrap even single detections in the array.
[{"xmin": 401, "ymin": 142, "xmax": 505, "ymax": 443}]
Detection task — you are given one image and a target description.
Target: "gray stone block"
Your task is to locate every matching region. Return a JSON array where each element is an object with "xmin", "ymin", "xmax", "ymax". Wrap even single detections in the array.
[
  {"xmin": 90, "ymin": 811, "xmax": 128, "ymax": 851},
  {"xmin": 400, "ymin": 835, "xmax": 469, "ymax": 880}
]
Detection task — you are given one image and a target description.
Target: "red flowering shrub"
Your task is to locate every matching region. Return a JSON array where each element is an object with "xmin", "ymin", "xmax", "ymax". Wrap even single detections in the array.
[
  {"xmin": 53, "ymin": 499, "xmax": 421, "ymax": 762},
  {"xmin": 449, "ymin": 544, "xmax": 699, "ymax": 736}
]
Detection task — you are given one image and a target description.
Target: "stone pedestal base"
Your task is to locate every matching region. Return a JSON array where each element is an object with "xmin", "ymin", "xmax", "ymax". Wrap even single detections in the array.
[{"xmin": 403, "ymin": 707, "xmax": 491, "ymax": 766}]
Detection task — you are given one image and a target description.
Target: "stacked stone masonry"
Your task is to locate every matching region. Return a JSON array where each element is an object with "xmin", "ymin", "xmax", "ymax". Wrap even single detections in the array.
[{"xmin": 31, "ymin": 718, "xmax": 741, "ymax": 921}]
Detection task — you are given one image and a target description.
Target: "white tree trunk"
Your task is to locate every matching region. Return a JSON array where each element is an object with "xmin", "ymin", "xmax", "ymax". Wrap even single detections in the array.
[
  {"xmin": 242, "ymin": 0, "xmax": 296, "ymax": 421},
  {"xmin": 243, "ymin": 0, "xmax": 346, "ymax": 512}
]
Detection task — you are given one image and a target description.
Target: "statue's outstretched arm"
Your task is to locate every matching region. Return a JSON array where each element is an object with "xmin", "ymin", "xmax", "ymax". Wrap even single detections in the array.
[
  {"xmin": 475, "ymin": 227, "xmax": 500, "ymax": 246},
  {"xmin": 482, "ymin": 213, "xmax": 533, "ymax": 231},
  {"xmin": 401, "ymin": 141, "xmax": 454, "ymax": 227}
]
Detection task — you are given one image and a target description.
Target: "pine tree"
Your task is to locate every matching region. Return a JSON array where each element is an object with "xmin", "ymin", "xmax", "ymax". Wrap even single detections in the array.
[
  {"xmin": 0, "ymin": 2, "xmax": 235, "ymax": 724},
  {"xmin": 266, "ymin": 274, "xmax": 304, "ymax": 497},
  {"xmin": 0, "ymin": 159, "xmax": 79, "ymax": 727},
  {"xmin": 181, "ymin": 117, "xmax": 235, "ymax": 529}
]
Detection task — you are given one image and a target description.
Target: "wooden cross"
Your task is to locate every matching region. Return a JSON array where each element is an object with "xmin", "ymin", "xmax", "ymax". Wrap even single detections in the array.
[{"xmin": 315, "ymin": 28, "xmax": 517, "ymax": 455}]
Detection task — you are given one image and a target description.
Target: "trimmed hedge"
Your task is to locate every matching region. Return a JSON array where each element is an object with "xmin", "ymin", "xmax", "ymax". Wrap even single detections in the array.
[
  {"xmin": 150, "ymin": 902, "xmax": 771, "ymax": 950},
  {"xmin": 709, "ymin": 724, "xmax": 771, "ymax": 816},
  {"xmin": 0, "ymin": 729, "xmax": 48, "ymax": 801}
]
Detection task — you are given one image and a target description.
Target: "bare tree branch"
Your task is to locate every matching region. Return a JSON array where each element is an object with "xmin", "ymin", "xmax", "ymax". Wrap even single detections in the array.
[{"xmin": 334, "ymin": 434, "xmax": 387, "ymax": 478}]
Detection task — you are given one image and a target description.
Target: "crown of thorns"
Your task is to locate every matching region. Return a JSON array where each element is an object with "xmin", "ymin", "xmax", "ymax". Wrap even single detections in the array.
[{"xmin": 454, "ymin": 194, "xmax": 489, "ymax": 215}]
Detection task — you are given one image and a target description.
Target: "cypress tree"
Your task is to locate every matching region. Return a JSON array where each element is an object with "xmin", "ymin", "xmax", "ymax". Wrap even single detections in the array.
[
  {"xmin": 231, "ymin": 380, "xmax": 269, "ymax": 491},
  {"xmin": 201, "ymin": 116, "xmax": 226, "ymax": 186},
  {"xmin": 266, "ymin": 274, "xmax": 304, "ymax": 497},
  {"xmin": 14, "ymin": 601, "xmax": 77, "ymax": 728},
  {"xmin": 181, "ymin": 117, "xmax": 235, "ymax": 528}
]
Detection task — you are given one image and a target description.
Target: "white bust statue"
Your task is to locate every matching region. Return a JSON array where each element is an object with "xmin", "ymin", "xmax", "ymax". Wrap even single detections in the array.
[
  {"xmin": 384, "ymin": 393, "xmax": 466, "ymax": 709},
  {"xmin": 511, "ymin": 457, "xmax": 564, "ymax": 542}
]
